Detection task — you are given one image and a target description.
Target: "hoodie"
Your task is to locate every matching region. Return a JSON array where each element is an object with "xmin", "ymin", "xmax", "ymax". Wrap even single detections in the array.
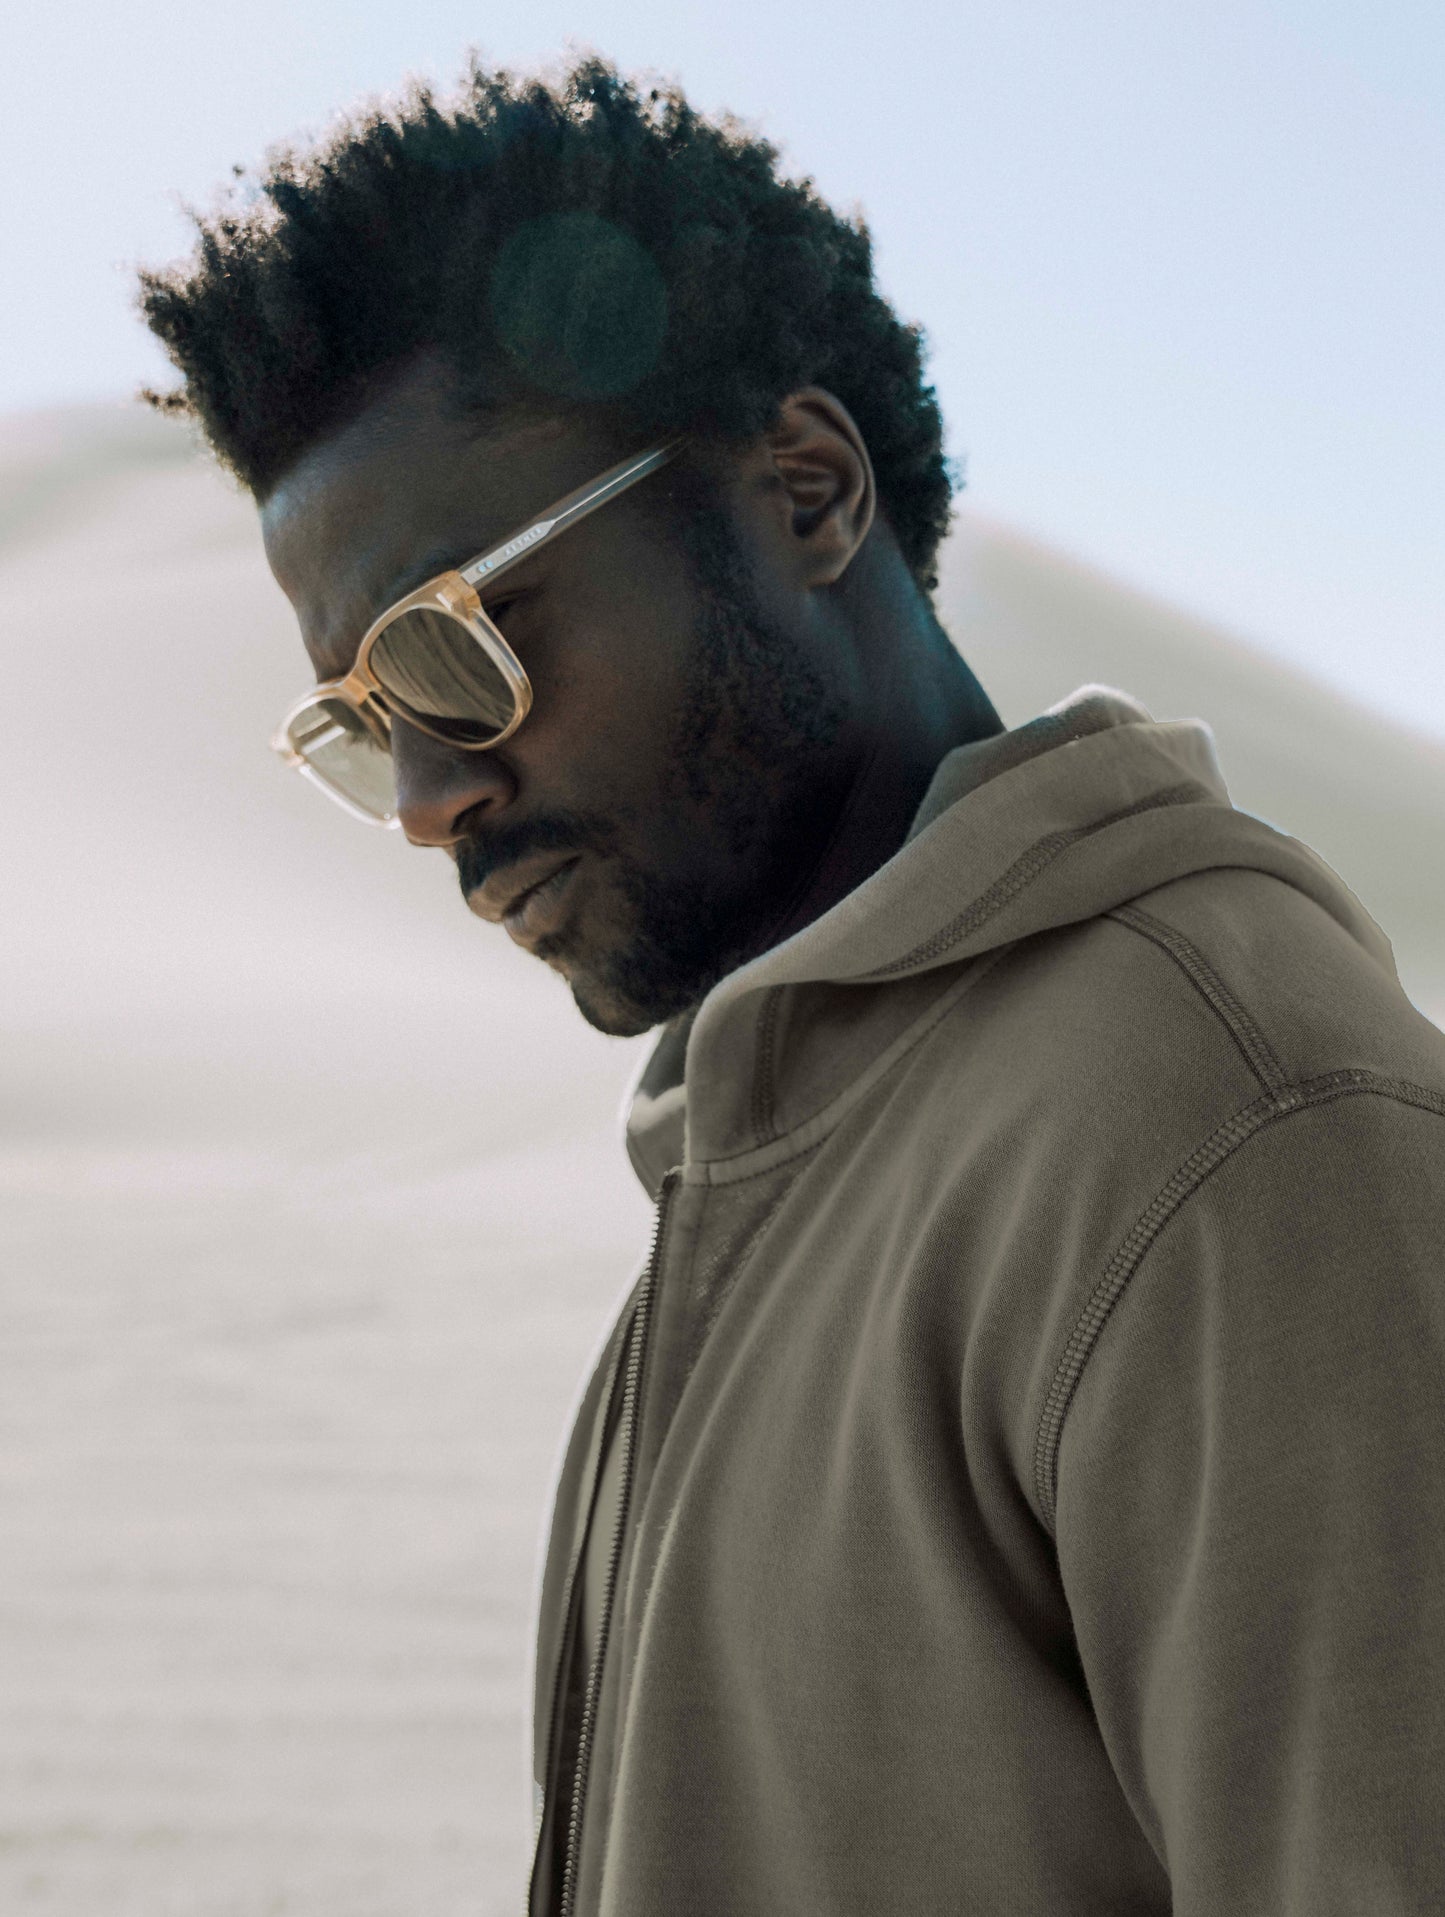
[{"xmin": 527, "ymin": 685, "xmax": 1445, "ymax": 1915}]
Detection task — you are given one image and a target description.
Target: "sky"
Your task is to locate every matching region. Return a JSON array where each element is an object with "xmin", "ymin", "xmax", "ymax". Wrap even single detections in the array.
[{"xmin": 4, "ymin": 0, "xmax": 1442, "ymax": 740}]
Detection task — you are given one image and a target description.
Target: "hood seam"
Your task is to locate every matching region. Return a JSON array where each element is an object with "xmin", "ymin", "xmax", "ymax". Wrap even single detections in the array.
[
  {"xmin": 749, "ymin": 987, "xmax": 785, "ymax": 1148},
  {"xmin": 862, "ymin": 780, "xmax": 1210, "ymax": 982},
  {"xmin": 694, "ymin": 951, "xmax": 1013, "ymax": 1187}
]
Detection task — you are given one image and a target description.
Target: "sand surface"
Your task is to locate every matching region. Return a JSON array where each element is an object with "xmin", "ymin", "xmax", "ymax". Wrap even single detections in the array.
[{"xmin": 3, "ymin": 406, "xmax": 1441, "ymax": 1914}]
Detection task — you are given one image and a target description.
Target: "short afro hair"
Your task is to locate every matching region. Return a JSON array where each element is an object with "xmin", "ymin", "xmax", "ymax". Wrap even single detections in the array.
[{"xmin": 138, "ymin": 53, "xmax": 956, "ymax": 591}]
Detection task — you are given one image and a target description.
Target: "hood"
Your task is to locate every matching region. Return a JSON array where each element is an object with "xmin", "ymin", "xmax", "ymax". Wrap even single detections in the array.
[{"xmin": 625, "ymin": 684, "xmax": 1399, "ymax": 1195}]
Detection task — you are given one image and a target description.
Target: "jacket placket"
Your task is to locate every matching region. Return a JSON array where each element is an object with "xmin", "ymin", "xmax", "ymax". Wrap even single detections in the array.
[{"xmin": 529, "ymin": 1166, "xmax": 685, "ymax": 1916}]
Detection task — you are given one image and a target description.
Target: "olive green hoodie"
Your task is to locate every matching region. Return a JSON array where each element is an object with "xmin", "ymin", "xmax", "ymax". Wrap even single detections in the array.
[{"xmin": 528, "ymin": 685, "xmax": 1445, "ymax": 1915}]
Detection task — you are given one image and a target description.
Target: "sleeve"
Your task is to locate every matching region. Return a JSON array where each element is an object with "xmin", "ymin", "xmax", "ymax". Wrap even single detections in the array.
[{"xmin": 1053, "ymin": 1090, "xmax": 1445, "ymax": 1916}]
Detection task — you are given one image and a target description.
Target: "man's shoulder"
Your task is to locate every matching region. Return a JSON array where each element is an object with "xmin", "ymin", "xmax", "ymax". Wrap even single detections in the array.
[
  {"xmin": 889, "ymin": 859, "xmax": 1445, "ymax": 1208},
  {"xmin": 1095, "ymin": 864, "xmax": 1442, "ymax": 1095}
]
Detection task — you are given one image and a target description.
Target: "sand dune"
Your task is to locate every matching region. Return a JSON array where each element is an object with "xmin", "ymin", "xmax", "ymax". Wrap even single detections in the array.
[{"xmin": 3, "ymin": 404, "xmax": 1441, "ymax": 1914}]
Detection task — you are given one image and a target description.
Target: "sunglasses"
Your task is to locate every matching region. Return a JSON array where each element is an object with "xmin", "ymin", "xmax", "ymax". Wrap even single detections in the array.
[{"xmin": 270, "ymin": 439, "xmax": 682, "ymax": 826}]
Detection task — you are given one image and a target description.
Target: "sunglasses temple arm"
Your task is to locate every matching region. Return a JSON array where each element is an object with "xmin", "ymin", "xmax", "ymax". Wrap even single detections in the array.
[{"xmin": 460, "ymin": 442, "xmax": 682, "ymax": 588}]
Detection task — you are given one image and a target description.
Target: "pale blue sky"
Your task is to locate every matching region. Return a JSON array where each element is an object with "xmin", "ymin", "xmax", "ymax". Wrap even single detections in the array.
[{"xmin": 4, "ymin": 0, "xmax": 1442, "ymax": 738}]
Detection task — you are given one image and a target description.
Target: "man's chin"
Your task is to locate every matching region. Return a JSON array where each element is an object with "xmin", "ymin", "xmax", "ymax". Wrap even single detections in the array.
[
  {"xmin": 540, "ymin": 938, "xmax": 709, "ymax": 1039},
  {"xmin": 527, "ymin": 935, "xmax": 659, "ymax": 1037},
  {"xmin": 569, "ymin": 982, "xmax": 662, "ymax": 1039}
]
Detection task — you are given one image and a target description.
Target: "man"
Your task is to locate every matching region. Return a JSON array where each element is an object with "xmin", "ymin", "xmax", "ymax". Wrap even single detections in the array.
[{"xmin": 140, "ymin": 55, "xmax": 1445, "ymax": 1916}]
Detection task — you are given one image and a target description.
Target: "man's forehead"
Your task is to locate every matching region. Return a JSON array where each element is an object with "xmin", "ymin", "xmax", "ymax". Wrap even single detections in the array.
[
  {"xmin": 261, "ymin": 374, "xmax": 568, "ymax": 581},
  {"xmin": 258, "ymin": 370, "xmax": 583, "ymax": 667}
]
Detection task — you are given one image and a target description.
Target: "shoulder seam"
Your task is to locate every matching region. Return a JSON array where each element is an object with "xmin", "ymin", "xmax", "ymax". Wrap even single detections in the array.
[
  {"xmin": 1103, "ymin": 901, "xmax": 1287, "ymax": 1094},
  {"xmin": 1033, "ymin": 1071, "xmax": 1445, "ymax": 1538}
]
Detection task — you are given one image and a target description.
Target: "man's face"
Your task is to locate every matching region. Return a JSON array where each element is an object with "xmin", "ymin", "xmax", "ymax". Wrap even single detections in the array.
[{"xmin": 260, "ymin": 364, "xmax": 859, "ymax": 1036}]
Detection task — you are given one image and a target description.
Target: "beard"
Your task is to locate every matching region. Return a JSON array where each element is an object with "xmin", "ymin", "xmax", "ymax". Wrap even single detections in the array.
[{"xmin": 456, "ymin": 498, "xmax": 851, "ymax": 1037}]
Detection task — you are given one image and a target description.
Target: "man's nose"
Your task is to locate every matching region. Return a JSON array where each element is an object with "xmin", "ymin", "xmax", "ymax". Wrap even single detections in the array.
[{"xmin": 391, "ymin": 714, "xmax": 517, "ymax": 847}]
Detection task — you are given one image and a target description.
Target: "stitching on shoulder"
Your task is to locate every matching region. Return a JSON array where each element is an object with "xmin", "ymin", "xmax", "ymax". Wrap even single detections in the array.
[
  {"xmin": 863, "ymin": 781, "xmax": 1208, "ymax": 981},
  {"xmin": 1033, "ymin": 1071, "xmax": 1445, "ymax": 1538},
  {"xmin": 1104, "ymin": 901, "xmax": 1287, "ymax": 1094}
]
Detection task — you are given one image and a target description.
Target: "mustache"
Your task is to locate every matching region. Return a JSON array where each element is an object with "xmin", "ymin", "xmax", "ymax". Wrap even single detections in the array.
[{"xmin": 454, "ymin": 809, "xmax": 615, "ymax": 897}]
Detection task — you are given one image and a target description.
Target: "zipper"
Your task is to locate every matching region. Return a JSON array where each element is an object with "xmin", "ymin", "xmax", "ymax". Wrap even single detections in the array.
[
  {"xmin": 527, "ymin": 1304, "xmax": 635, "ymax": 1910},
  {"xmin": 556, "ymin": 1167, "xmax": 679, "ymax": 1917}
]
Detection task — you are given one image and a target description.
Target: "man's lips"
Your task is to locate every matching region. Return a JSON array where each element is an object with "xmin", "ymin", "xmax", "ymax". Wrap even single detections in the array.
[{"xmin": 465, "ymin": 850, "xmax": 582, "ymax": 944}]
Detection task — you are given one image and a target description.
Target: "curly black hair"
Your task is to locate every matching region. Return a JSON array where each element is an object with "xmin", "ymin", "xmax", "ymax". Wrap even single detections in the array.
[{"xmin": 138, "ymin": 53, "xmax": 956, "ymax": 591}]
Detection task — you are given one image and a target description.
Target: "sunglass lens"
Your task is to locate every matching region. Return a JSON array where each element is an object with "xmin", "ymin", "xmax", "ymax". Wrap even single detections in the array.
[
  {"xmin": 287, "ymin": 696, "xmax": 397, "ymax": 822},
  {"xmin": 368, "ymin": 607, "xmax": 516, "ymax": 743}
]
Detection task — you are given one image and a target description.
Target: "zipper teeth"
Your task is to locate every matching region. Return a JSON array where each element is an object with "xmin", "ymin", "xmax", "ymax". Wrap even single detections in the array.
[
  {"xmin": 558, "ymin": 1171, "xmax": 676, "ymax": 1917},
  {"xmin": 527, "ymin": 1322, "xmax": 631, "ymax": 1885}
]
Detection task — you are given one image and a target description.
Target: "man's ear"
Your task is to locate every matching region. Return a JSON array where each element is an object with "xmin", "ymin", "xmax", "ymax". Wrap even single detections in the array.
[{"xmin": 764, "ymin": 387, "xmax": 877, "ymax": 587}]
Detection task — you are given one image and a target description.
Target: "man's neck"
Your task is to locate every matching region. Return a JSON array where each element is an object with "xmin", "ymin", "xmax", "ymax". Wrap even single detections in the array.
[{"xmin": 761, "ymin": 626, "xmax": 1004, "ymax": 955}]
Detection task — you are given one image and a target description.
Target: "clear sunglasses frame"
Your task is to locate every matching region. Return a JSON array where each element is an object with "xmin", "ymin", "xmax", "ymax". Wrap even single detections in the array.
[{"xmin": 270, "ymin": 438, "xmax": 683, "ymax": 827}]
